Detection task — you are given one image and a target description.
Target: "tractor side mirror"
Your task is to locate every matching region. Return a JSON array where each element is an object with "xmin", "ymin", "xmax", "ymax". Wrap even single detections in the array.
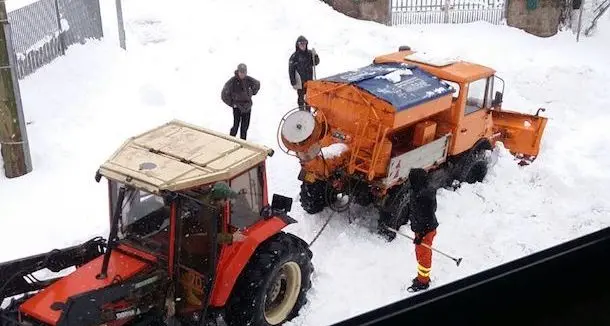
[
  {"xmin": 492, "ymin": 91, "xmax": 503, "ymax": 107},
  {"xmin": 272, "ymin": 194, "xmax": 293, "ymax": 213}
]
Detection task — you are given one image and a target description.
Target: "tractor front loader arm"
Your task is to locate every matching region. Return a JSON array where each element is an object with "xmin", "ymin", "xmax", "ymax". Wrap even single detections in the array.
[
  {"xmin": 53, "ymin": 269, "xmax": 169, "ymax": 326},
  {"xmin": 0, "ymin": 237, "xmax": 106, "ymax": 301}
]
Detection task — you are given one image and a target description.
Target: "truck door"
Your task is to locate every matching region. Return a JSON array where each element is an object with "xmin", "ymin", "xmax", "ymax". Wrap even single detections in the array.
[
  {"xmin": 452, "ymin": 76, "xmax": 494, "ymax": 154},
  {"xmin": 491, "ymin": 109, "xmax": 548, "ymax": 158}
]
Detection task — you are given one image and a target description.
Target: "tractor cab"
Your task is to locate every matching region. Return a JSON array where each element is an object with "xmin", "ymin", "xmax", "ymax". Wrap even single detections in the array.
[{"xmin": 0, "ymin": 120, "xmax": 312, "ymax": 326}]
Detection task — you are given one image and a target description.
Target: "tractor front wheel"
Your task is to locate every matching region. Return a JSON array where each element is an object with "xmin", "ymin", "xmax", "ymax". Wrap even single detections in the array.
[{"xmin": 226, "ymin": 232, "xmax": 313, "ymax": 326}]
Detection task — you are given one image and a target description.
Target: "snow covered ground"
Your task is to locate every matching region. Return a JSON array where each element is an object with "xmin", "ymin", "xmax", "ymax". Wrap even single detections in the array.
[{"xmin": 1, "ymin": 0, "xmax": 610, "ymax": 325}]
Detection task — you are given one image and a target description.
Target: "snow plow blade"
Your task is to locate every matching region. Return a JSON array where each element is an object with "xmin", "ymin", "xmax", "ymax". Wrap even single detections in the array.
[
  {"xmin": 491, "ymin": 108, "xmax": 548, "ymax": 159},
  {"xmin": 0, "ymin": 237, "xmax": 106, "ymax": 303}
]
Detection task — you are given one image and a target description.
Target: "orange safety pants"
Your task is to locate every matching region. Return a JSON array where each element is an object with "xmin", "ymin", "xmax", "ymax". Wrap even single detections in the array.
[{"xmin": 415, "ymin": 229, "xmax": 437, "ymax": 284}]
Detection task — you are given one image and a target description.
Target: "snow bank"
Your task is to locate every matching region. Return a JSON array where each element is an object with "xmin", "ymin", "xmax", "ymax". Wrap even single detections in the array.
[
  {"xmin": 321, "ymin": 143, "xmax": 349, "ymax": 159},
  {"xmin": 1, "ymin": 0, "xmax": 610, "ymax": 325},
  {"xmin": 6, "ymin": 0, "xmax": 39, "ymax": 12}
]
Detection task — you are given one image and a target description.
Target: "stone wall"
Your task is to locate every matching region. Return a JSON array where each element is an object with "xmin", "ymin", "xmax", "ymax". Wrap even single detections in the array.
[
  {"xmin": 321, "ymin": 0, "xmax": 390, "ymax": 25},
  {"xmin": 506, "ymin": 0, "xmax": 564, "ymax": 37}
]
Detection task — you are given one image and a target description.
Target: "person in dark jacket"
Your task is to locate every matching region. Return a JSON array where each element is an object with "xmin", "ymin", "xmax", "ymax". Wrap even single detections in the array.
[
  {"xmin": 221, "ymin": 63, "xmax": 260, "ymax": 140},
  {"xmin": 406, "ymin": 168, "xmax": 439, "ymax": 293},
  {"xmin": 288, "ymin": 35, "xmax": 319, "ymax": 110}
]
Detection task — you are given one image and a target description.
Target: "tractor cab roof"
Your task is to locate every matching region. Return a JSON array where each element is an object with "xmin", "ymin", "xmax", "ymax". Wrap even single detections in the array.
[
  {"xmin": 374, "ymin": 49, "xmax": 495, "ymax": 83},
  {"xmin": 97, "ymin": 120, "xmax": 274, "ymax": 194}
]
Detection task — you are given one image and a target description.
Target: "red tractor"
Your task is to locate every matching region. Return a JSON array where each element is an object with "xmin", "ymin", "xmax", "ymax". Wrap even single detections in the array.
[{"xmin": 0, "ymin": 120, "xmax": 314, "ymax": 326}]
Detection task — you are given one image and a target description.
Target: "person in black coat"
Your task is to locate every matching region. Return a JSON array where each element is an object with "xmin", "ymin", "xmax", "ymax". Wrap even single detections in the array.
[
  {"xmin": 406, "ymin": 168, "xmax": 439, "ymax": 293},
  {"xmin": 288, "ymin": 35, "xmax": 319, "ymax": 110},
  {"xmin": 221, "ymin": 63, "xmax": 260, "ymax": 140}
]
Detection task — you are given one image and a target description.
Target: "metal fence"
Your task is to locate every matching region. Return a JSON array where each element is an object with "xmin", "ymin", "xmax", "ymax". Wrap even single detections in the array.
[
  {"xmin": 7, "ymin": 0, "xmax": 103, "ymax": 79},
  {"xmin": 391, "ymin": 0, "xmax": 506, "ymax": 25}
]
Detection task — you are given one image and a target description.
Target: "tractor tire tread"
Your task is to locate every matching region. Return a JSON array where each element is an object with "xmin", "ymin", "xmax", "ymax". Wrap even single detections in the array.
[{"xmin": 225, "ymin": 232, "xmax": 313, "ymax": 326}]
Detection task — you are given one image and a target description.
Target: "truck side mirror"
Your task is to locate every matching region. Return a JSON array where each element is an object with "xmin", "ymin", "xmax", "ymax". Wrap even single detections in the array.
[
  {"xmin": 492, "ymin": 91, "xmax": 503, "ymax": 107},
  {"xmin": 272, "ymin": 194, "xmax": 293, "ymax": 212}
]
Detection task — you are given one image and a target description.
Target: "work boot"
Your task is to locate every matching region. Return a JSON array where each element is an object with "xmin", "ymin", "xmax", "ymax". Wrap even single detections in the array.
[{"xmin": 407, "ymin": 277, "xmax": 430, "ymax": 293}]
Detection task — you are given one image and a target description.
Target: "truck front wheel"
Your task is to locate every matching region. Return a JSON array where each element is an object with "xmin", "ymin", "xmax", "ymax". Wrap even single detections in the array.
[
  {"xmin": 456, "ymin": 145, "xmax": 491, "ymax": 184},
  {"xmin": 226, "ymin": 232, "xmax": 313, "ymax": 326}
]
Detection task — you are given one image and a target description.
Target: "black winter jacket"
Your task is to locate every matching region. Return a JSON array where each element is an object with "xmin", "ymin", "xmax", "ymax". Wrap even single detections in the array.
[
  {"xmin": 288, "ymin": 35, "xmax": 320, "ymax": 89},
  {"xmin": 221, "ymin": 71, "xmax": 260, "ymax": 114},
  {"xmin": 408, "ymin": 187, "xmax": 439, "ymax": 235}
]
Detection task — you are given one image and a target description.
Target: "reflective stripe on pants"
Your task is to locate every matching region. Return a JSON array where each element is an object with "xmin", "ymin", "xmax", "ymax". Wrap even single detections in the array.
[{"xmin": 415, "ymin": 229, "xmax": 437, "ymax": 284}]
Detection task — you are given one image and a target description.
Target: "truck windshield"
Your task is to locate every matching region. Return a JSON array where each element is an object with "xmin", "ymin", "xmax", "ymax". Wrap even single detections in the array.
[{"xmin": 109, "ymin": 181, "xmax": 171, "ymax": 256}]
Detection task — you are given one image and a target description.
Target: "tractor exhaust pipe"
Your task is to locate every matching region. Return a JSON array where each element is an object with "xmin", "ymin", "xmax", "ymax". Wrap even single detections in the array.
[{"xmin": 97, "ymin": 186, "xmax": 126, "ymax": 279}]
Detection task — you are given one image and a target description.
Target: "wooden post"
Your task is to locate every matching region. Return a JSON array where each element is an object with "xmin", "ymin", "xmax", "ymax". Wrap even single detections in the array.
[
  {"xmin": 116, "ymin": 0, "xmax": 126, "ymax": 50},
  {"xmin": 0, "ymin": 1, "xmax": 33, "ymax": 178}
]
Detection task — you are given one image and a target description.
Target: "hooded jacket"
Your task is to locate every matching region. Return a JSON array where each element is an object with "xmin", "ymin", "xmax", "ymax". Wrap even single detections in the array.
[
  {"xmin": 221, "ymin": 71, "xmax": 260, "ymax": 114},
  {"xmin": 407, "ymin": 168, "xmax": 439, "ymax": 235},
  {"xmin": 288, "ymin": 35, "xmax": 320, "ymax": 89}
]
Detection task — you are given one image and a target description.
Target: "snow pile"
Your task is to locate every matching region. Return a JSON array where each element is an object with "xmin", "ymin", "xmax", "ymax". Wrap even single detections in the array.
[
  {"xmin": 425, "ymin": 86, "xmax": 450, "ymax": 98},
  {"xmin": 6, "ymin": 0, "xmax": 39, "ymax": 12},
  {"xmin": 321, "ymin": 143, "xmax": 349, "ymax": 159},
  {"xmin": 1, "ymin": 0, "xmax": 610, "ymax": 325},
  {"xmin": 375, "ymin": 68, "xmax": 413, "ymax": 83},
  {"xmin": 405, "ymin": 51, "xmax": 461, "ymax": 67}
]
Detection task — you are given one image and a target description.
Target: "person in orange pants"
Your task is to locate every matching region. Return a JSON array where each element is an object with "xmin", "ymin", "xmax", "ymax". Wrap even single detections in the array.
[{"xmin": 406, "ymin": 168, "xmax": 439, "ymax": 293}]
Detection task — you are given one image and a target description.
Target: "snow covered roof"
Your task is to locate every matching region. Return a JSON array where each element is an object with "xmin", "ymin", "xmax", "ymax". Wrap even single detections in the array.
[
  {"xmin": 374, "ymin": 50, "xmax": 496, "ymax": 82},
  {"xmin": 97, "ymin": 120, "xmax": 273, "ymax": 194},
  {"xmin": 321, "ymin": 62, "xmax": 455, "ymax": 112}
]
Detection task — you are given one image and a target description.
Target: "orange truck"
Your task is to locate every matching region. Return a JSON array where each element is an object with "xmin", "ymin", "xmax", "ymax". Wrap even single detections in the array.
[{"xmin": 278, "ymin": 46, "xmax": 548, "ymax": 240}]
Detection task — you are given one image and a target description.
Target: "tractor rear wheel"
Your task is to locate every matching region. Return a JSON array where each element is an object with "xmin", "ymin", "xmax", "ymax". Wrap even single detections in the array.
[
  {"xmin": 226, "ymin": 232, "xmax": 313, "ymax": 326},
  {"xmin": 299, "ymin": 180, "xmax": 326, "ymax": 214}
]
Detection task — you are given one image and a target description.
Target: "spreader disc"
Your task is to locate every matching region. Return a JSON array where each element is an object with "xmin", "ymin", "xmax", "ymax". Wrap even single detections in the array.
[{"xmin": 281, "ymin": 110, "xmax": 316, "ymax": 144}]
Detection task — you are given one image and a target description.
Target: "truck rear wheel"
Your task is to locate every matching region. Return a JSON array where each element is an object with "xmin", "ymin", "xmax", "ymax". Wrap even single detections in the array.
[
  {"xmin": 226, "ymin": 232, "xmax": 313, "ymax": 326},
  {"xmin": 299, "ymin": 180, "xmax": 326, "ymax": 214},
  {"xmin": 378, "ymin": 185, "xmax": 410, "ymax": 242}
]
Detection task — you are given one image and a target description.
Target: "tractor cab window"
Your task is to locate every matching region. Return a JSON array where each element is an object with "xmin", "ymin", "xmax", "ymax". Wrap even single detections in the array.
[
  {"xmin": 465, "ymin": 77, "xmax": 492, "ymax": 115},
  {"xmin": 229, "ymin": 166, "xmax": 264, "ymax": 229},
  {"xmin": 178, "ymin": 192, "xmax": 220, "ymax": 274},
  {"xmin": 176, "ymin": 194, "xmax": 221, "ymax": 310},
  {"xmin": 110, "ymin": 181, "xmax": 171, "ymax": 256}
]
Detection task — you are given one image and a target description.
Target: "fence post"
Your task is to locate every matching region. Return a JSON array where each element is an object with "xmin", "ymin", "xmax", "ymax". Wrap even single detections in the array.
[
  {"xmin": 116, "ymin": 0, "xmax": 126, "ymax": 50},
  {"xmin": 387, "ymin": 0, "xmax": 392, "ymax": 26},
  {"xmin": 0, "ymin": 1, "xmax": 33, "ymax": 178},
  {"xmin": 54, "ymin": 0, "xmax": 65, "ymax": 55},
  {"xmin": 576, "ymin": 0, "xmax": 584, "ymax": 41},
  {"xmin": 443, "ymin": 0, "xmax": 450, "ymax": 23}
]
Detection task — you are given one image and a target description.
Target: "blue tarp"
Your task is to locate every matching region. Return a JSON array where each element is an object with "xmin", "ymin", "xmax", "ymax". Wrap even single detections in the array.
[{"xmin": 321, "ymin": 62, "xmax": 455, "ymax": 112}]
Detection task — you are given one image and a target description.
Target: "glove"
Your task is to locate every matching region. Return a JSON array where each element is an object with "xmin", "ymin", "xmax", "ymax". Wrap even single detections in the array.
[
  {"xmin": 232, "ymin": 230, "xmax": 246, "ymax": 242},
  {"xmin": 413, "ymin": 234, "xmax": 423, "ymax": 245}
]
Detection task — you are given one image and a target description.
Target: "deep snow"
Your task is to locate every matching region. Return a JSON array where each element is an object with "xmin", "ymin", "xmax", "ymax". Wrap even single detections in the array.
[{"xmin": 1, "ymin": 0, "xmax": 610, "ymax": 325}]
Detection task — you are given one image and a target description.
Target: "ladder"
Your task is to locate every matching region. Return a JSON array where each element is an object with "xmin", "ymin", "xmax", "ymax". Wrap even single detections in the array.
[{"xmin": 348, "ymin": 109, "xmax": 387, "ymax": 181}]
